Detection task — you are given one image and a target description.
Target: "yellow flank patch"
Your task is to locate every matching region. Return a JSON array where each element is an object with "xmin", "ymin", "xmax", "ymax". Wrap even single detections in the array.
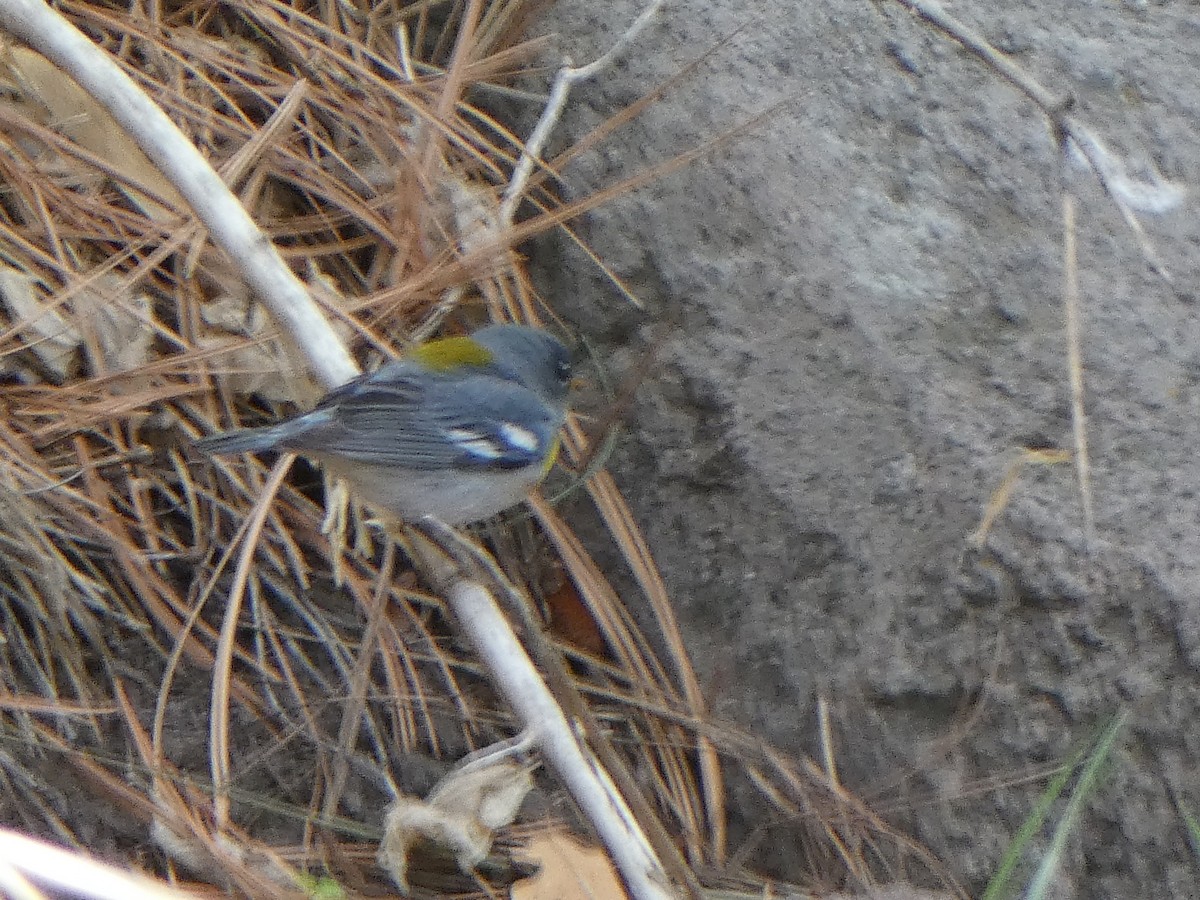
[
  {"xmin": 407, "ymin": 336, "xmax": 494, "ymax": 372},
  {"xmin": 540, "ymin": 435, "xmax": 561, "ymax": 477}
]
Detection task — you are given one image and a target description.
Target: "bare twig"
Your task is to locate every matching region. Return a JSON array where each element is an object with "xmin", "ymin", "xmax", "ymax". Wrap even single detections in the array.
[
  {"xmin": 0, "ymin": 0, "xmax": 358, "ymax": 390},
  {"xmin": 1062, "ymin": 191, "xmax": 1094, "ymax": 554},
  {"xmin": 969, "ymin": 448, "xmax": 1071, "ymax": 548},
  {"xmin": 817, "ymin": 694, "xmax": 840, "ymax": 790},
  {"xmin": 889, "ymin": 0, "xmax": 1183, "ymax": 551},
  {"xmin": 555, "ymin": 477, "xmax": 729, "ymax": 864},
  {"xmin": 499, "ymin": 0, "xmax": 666, "ymax": 226},
  {"xmin": 419, "ymin": 501, "xmax": 706, "ymax": 898}
]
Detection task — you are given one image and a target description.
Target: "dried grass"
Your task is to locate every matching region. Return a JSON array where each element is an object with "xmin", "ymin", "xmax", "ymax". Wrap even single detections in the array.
[{"xmin": 0, "ymin": 1, "xmax": 945, "ymax": 896}]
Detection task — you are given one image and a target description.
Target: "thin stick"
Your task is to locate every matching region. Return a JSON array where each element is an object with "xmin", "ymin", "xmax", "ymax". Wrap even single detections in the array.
[
  {"xmin": 0, "ymin": 0, "xmax": 358, "ymax": 390},
  {"xmin": 209, "ymin": 457, "xmax": 293, "ymax": 828},
  {"xmin": 422, "ymin": 505, "xmax": 705, "ymax": 899},
  {"xmin": 817, "ymin": 694, "xmax": 840, "ymax": 790},
  {"xmin": 969, "ymin": 449, "xmax": 1071, "ymax": 548},
  {"xmin": 889, "ymin": 0, "xmax": 1178, "ymax": 549},
  {"xmin": 499, "ymin": 0, "xmax": 666, "ymax": 226},
  {"xmin": 1062, "ymin": 191, "xmax": 1095, "ymax": 553}
]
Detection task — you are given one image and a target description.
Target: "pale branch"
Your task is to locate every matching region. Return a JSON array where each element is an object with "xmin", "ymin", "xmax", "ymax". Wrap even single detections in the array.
[
  {"xmin": 0, "ymin": 828, "xmax": 198, "ymax": 900},
  {"xmin": 411, "ymin": 520, "xmax": 677, "ymax": 900}
]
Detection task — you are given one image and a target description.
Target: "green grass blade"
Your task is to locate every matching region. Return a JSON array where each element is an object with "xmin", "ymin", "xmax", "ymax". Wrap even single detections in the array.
[
  {"xmin": 1022, "ymin": 710, "xmax": 1129, "ymax": 900},
  {"xmin": 981, "ymin": 751, "xmax": 1080, "ymax": 900},
  {"xmin": 982, "ymin": 710, "xmax": 1129, "ymax": 900},
  {"xmin": 1172, "ymin": 796, "xmax": 1200, "ymax": 862}
]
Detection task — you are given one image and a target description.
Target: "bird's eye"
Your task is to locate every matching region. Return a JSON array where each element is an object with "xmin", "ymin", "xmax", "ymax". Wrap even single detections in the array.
[{"xmin": 555, "ymin": 357, "xmax": 573, "ymax": 384}]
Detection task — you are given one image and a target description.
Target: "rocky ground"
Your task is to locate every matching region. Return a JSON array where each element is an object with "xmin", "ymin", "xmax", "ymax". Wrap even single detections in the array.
[{"xmin": 518, "ymin": 2, "xmax": 1200, "ymax": 896}]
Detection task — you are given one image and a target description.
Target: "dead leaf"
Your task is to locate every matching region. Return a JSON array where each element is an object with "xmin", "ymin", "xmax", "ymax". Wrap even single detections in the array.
[
  {"xmin": 198, "ymin": 271, "xmax": 350, "ymax": 405},
  {"xmin": 198, "ymin": 291, "xmax": 307, "ymax": 402},
  {"xmin": 378, "ymin": 757, "xmax": 534, "ymax": 894},
  {"xmin": 73, "ymin": 274, "xmax": 153, "ymax": 383},
  {"xmin": 0, "ymin": 263, "xmax": 80, "ymax": 380},
  {"xmin": 4, "ymin": 45, "xmax": 185, "ymax": 221},
  {"xmin": 510, "ymin": 830, "xmax": 624, "ymax": 900}
]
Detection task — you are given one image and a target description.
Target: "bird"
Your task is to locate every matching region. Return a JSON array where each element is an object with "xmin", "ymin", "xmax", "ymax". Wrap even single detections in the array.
[{"xmin": 195, "ymin": 323, "xmax": 573, "ymax": 524}]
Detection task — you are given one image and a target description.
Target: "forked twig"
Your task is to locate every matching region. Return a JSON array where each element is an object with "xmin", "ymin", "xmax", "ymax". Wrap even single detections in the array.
[
  {"xmin": 889, "ymin": 0, "xmax": 1182, "ymax": 551},
  {"xmin": 499, "ymin": 0, "xmax": 666, "ymax": 226}
]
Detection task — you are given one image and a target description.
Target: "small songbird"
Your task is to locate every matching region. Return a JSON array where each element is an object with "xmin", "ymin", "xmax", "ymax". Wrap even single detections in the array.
[{"xmin": 195, "ymin": 324, "xmax": 573, "ymax": 524}]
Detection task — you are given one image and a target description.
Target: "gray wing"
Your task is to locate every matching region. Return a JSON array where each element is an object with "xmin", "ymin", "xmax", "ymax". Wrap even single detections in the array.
[{"xmin": 280, "ymin": 366, "xmax": 563, "ymax": 471}]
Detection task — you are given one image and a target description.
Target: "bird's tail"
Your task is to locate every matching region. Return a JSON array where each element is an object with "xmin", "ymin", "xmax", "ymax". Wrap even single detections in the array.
[
  {"xmin": 195, "ymin": 409, "xmax": 332, "ymax": 457},
  {"xmin": 194, "ymin": 423, "xmax": 288, "ymax": 456}
]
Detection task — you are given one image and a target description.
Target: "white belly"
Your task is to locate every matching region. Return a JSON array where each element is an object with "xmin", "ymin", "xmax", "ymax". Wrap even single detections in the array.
[{"xmin": 318, "ymin": 458, "xmax": 542, "ymax": 524}]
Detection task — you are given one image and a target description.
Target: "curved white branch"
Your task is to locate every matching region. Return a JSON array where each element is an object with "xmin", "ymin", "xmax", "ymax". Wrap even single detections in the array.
[
  {"xmin": 0, "ymin": 829, "xmax": 199, "ymax": 900},
  {"xmin": 416, "ymin": 523, "xmax": 675, "ymax": 900}
]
